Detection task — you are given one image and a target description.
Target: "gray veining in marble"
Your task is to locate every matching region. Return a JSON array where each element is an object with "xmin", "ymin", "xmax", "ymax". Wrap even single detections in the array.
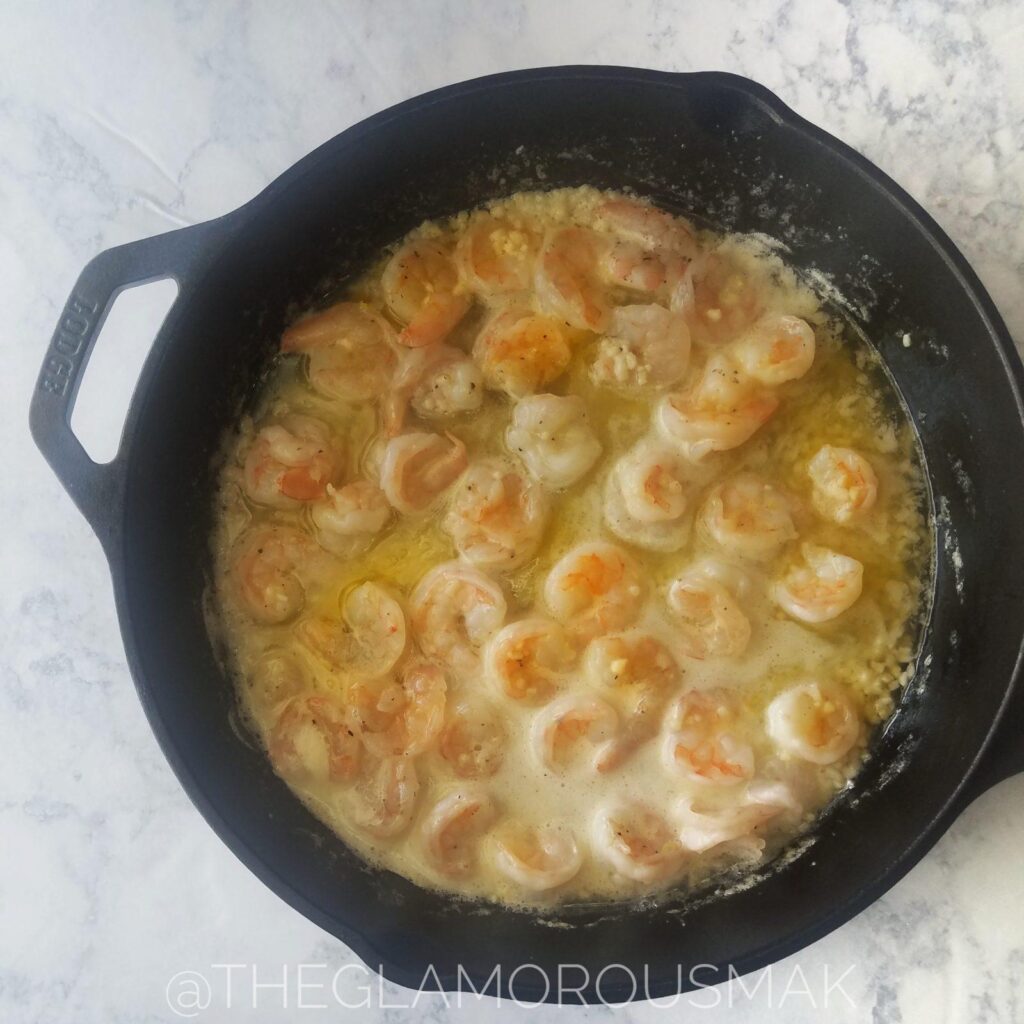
[{"xmin": 1, "ymin": 1, "xmax": 1022, "ymax": 1021}]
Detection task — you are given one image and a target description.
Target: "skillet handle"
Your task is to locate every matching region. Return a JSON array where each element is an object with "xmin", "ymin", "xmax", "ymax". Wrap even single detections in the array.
[{"xmin": 29, "ymin": 218, "xmax": 230, "ymax": 553}]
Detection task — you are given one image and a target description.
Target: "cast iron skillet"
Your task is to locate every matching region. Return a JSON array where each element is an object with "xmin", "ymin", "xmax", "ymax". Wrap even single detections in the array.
[{"xmin": 30, "ymin": 67, "xmax": 1024, "ymax": 1004}]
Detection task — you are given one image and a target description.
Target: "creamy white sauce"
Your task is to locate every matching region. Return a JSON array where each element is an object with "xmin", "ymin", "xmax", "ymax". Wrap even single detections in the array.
[{"xmin": 209, "ymin": 187, "xmax": 930, "ymax": 907}]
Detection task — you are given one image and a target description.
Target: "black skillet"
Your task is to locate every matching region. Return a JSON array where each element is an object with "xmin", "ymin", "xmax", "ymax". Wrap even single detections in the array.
[{"xmin": 30, "ymin": 68, "xmax": 1024, "ymax": 1004}]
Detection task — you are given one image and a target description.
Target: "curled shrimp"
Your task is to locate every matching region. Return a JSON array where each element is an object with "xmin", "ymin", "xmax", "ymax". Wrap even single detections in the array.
[
  {"xmin": 730, "ymin": 314, "xmax": 816, "ymax": 385},
  {"xmin": 349, "ymin": 658, "xmax": 446, "ymax": 758},
  {"xmin": 534, "ymin": 227, "xmax": 610, "ymax": 331},
  {"xmin": 666, "ymin": 560, "xmax": 752, "ymax": 660},
  {"xmin": 296, "ymin": 581, "xmax": 406, "ymax": 680},
  {"xmin": 530, "ymin": 693, "xmax": 619, "ymax": 772},
  {"xmin": 268, "ymin": 693, "xmax": 361, "ymax": 784},
  {"xmin": 422, "ymin": 785, "xmax": 497, "ymax": 876},
  {"xmin": 596, "ymin": 198, "xmax": 694, "ymax": 299},
  {"xmin": 242, "ymin": 415, "xmax": 338, "ymax": 508},
  {"xmin": 350, "ymin": 756, "xmax": 419, "ymax": 838},
  {"xmin": 484, "ymin": 618, "xmax": 576, "ymax": 704},
  {"xmin": 232, "ymin": 525, "xmax": 320, "ymax": 625},
  {"xmin": 662, "ymin": 687, "xmax": 754, "ymax": 787},
  {"xmin": 409, "ymin": 561, "xmax": 507, "ymax": 676},
  {"xmin": 600, "ymin": 239, "xmax": 685, "ymax": 294},
  {"xmin": 679, "ymin": 251, "xmax": 766, "ymax": 346},
  {"xmin": 280, "ymin": 301, "xmax": 398, "ymax": 401},
  {"xmin": 505, "ymin": 394, "xmax": 602, "ymax": 491},
  {"xmin": 584, "ymin": 630, "xmax": 682, "ymax": 693},
  {"xmin": 656, "ymin": 353, "xmax": 778, "ymax": 461},
  {"xmin": 247, "ymin": 649, "xmax": 307, "ymax": 709},
  {"xmin": 699, "ymin": 473, "xmax": 798, "ymax": 561},
  {"xmin": 381, "ymin": 236, "xmax": 470, "ymax": 348},
  {"xmin": 443, "ymin": 458, "xmax": 548, "ymax": 570},
  {"xmin": 408, "ymin": 347, "xmax": 483, "ymax": 422},
  {"xmin": 439, "ymin": 699, "xmax": 506, "ymax": 778},
  {"xmin": 592, "ymin": 800, "xmax": 684, "ymax": 883},
  {"xmin": 455, "ymin": 213, "xmax": 541, "ymax": 297},
  {"xmin": 310, "ymin": 480, "xmax": 392, "ymax": 557},
  {"xmin": 772, "ymin": 543, "xmax": 864, "ymax": 623},
  {"xmin": 379, "ymin": 431, "xmax": 468, "ymax": 515},
  {"xmin": 765, "ymin": 681, "xmax": 861, "ymax": 764},
  {"xmin": 543, "ymin": 542, "xmax": 644, "ymax": 641},
  {"xmin": 493, "ymin": 822, "xmax": 583, "ymax": 892},
  {"xmin": 808, "ymin": 445, "xmax": 879, "ymax": 524},
  {"xmin": 473, "ymin": 307, "xmax": 573, "ymax": 398},
  {"xmin": 590, "ymin": 304, "xmax": 691, "ymax": 391},
  {"xmin": 583, "ymin": 630, "xmax": 682, "ymax": 770},
  {"xmin": 663, "ymin": 726, "xmax": 755, "ymax": 788},
  {"xmin": 597, "ymin": 196, "xmax": 698, "ymax": 258},
  {"xmin": 384, "ymin": 345, "xmax": 484, "ymax": 436},
  {"xmin": 604, "ymin": 440, "xmax": 693, "ymax": 552},
  {"xmin": 675, "ymin": 781, "xmax": 801, "ymax": 855}
]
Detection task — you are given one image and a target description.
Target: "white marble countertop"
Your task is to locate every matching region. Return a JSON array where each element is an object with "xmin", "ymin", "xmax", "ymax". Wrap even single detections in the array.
[{"xmin": 2, "ymin": 2, "xmax": 1023, "ymax": 1021}]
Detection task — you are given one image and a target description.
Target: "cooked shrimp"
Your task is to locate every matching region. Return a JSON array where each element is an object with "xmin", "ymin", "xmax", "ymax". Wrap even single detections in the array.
[
  {"xmin": 600, "ymin": 240, "xmax": 685, "ymax": 294},
  {"xmin": 384, "ymin": 345, "xmax": 484, "ymax": 435},
  {"xmin": 439, "ymin": 699, "xmax": 506, "ymax": 778},
  {"xmin": 493, "ymin": 822, "xmax": 583, "ymax": 892},
  {"xmin": 675, "ymin": 781, "xmax": 800, "ymax": 854},
  {"xmin": 484, "ymin": 618, "xmax": 575, "ymax": 704},
  {"xmin": 379, "ymin": 431, "xmax": 468, "ymax": 515},
  {"xmin": 242, "ymin": 415, "xmax": 338, "ymax": 508},
  {"xmin": 422, "ymin": 785, "xmax": 497, "ymax": 876},
  {"xmin": 350, "ymin": 756, "xmax": 419, "ymax": 838},
  {"xmin": 296, "ymin": 581, "xmax": 406, "ymax": 680},
  {"xmin": 603, "ymin": 440, "xmax": 693, "ymax": 552},
  {"xmin": 350, "ymin": 658, "xmax": 446, "ymax": 758},
  {"xmin": 310, "ymin": 481, "xmax": 392, "ymax": 557},
  {"xmin": 592, "ymin": 800, "xmax": 684, "ymax": 883},
  {"xmin": 583, "ymin": 630, "xmax": 682, "ymax": 770},
  {"xmin": 543, "ymin": 542, "xmax": 644, "ymax": 641},
  {"xmin": 443, "ymin": 458, "xmax": 548, "ymax": 570},
  {"xmin": 409, "ymin": 561, "xmax": 507, "ymax": 676},
  {"xmin": 505, "ymin": 394, "xmax": 602, "ymax": 490},
  {"xmin": 663, "ymin": 730, "xmax": 755, "ymax": 788},
  {"xmin": 232, "ymin": 525, "xmax": 320, "ymax": 625},
  {"xmin": 409, "ymin": 348, "xmax": 483, "ymax": 421},
  {"xmin": 699, "ymin": 473, "xmax": 797, "ymax": 561},
  {"xmin": 679, "ymin": 252, "xmax": 766, "ymax": 346},
  {"xmin": 268, "ymin": 693, "xmax": 361, "ymax": 784},
  {"xmin": 597, "ymin": 197, "xmax": 698, "ymax": 257},
  {"xmin": 664, "ymin": 685, "xmax": 740, "ymax": 736},
  {"xmin": 730, "ymin": 314, "xmax": 816, "ymax": 385},
  {"xmin": 247, "ymin": 650, "xmax": 307, "ymax": 709},
  {"xmin": 280, "ymin": 301, "xmax": 398, "ymax": 401},
  {"xmin": 534, "ymin": 227, "xmax": 610, "ymax": 331},
  {"xmin": 666, "ymin": 561, "xmax": 752, "ymax": 659},
  {"xmin": 455, "ymin": 213, "xmax": 541, "ymax": 297},
  {"xmin": 590, "ymin": 304, "xmax": 690, "ymax": 391},
  {"xmin": 808, "ymin": 445, "xmax": 879, "ymax": 524},
  {"xmin": 772, "ymin": 543, "xmax": 864, "ymax": 623},
  {"xmin": 381, "ymin": 236, "xmax": 470, "ymax": 348},
  {"xmin": 584, "ymin": 630, "xmax": 682, "ymax": 694},
  {"xmin": 656, "ymin": 353, "xmax": 778, "ymax": 461},
  {"xmin": 473, "ymin": 308, "xmax": 573, "ymax": 398},
  {"xmin": 530, "ymin": 693, "xmax": 619, "ymax": 771},
  {"xmin": 765, "ymin": 681, "xmax": 861, "ymax": 764},
  {"xmin": 662, "ymin": 687, "xmax": 754, "ymax": 787}
]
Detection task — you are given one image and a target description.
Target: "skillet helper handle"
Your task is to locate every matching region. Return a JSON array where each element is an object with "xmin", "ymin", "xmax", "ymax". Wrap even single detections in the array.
[
  {"xmin": 963, "ymin": 680, "xmax": 1024, "ymax": 802},
  {"xmin": 29, "ymin": 219, "xmax": 227, "ymax": 552}
]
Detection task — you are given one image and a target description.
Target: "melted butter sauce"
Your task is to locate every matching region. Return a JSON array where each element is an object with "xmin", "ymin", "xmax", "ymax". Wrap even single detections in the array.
[{"xmin": 209, "ymin": 188, "xmax": 931, "ymax": 907}]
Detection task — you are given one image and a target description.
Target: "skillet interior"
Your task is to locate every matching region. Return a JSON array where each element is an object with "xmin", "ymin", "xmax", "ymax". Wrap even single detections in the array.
[{"xmin": 113, "ymin": 69, "xmax": 1024, "ymax": 1000}]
